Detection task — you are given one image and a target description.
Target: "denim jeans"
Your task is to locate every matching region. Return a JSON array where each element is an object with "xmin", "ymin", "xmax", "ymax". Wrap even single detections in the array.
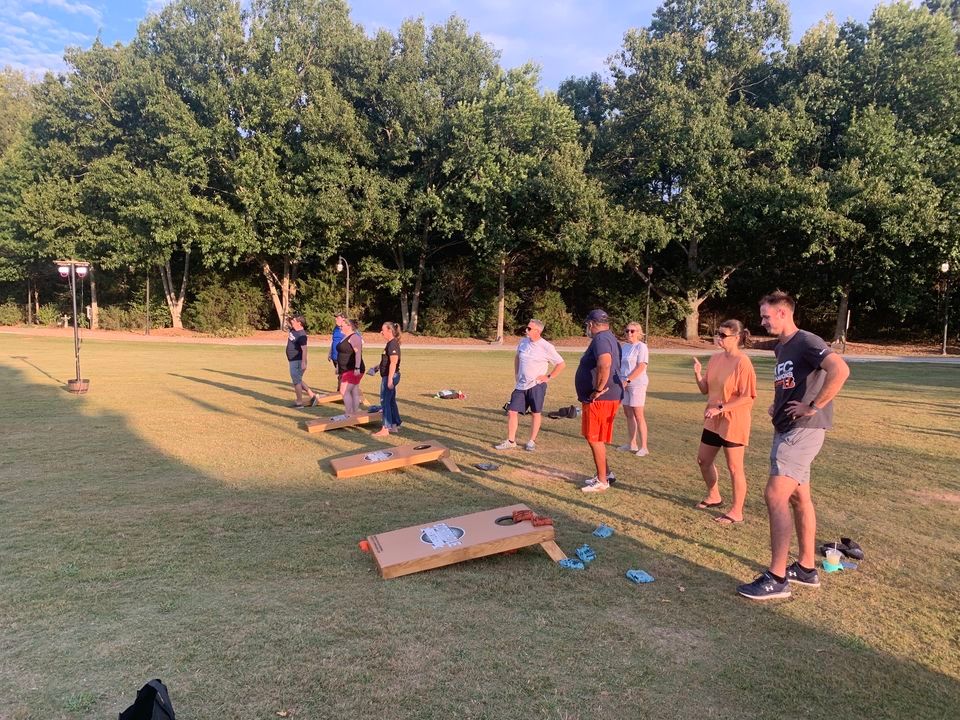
[{"xmin": 380, "ymin": 373, "xmax": 402, "ymax": 429}]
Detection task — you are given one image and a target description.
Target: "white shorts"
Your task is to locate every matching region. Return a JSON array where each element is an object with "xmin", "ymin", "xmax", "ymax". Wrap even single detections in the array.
[{"xmin": 623, "ymin": 381, "xmax": 648, "ymax": 408}]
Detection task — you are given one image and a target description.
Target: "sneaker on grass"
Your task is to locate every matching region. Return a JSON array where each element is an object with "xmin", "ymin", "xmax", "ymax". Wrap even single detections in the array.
[
  {"xmin": 736, "ymin": 571, "xmax": 791, "ymax": 601},
  {"xmin": 786, "ymin": 561, "xmax": 821, "ymax": 587},
  {"xmin": 635, "ymin": 448, "xmax": 649, "ymax": 457},
  {"xmin": 524, "ymin": 440, "xmax": 536, "ymax": 451},
  {"xmin": 494, "ymin": 439, "xmax": 517, "ymax": 450},
  {"xmin": 583, "ymin": 471, "xmax": 616, "ymax": 488},
  {"xmin": 581, "ymin": 481, "xmax": 610, "ymax": 493}
]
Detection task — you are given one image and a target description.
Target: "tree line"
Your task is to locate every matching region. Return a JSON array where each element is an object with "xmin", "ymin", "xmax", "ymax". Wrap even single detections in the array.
[{"xmin": 1, "ymin": 0, "xmax": 958, "ymax": 342}]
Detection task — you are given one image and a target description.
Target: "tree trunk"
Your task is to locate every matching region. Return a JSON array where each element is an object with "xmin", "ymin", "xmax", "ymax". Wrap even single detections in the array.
[
  {"xmin": 33, "ymin": 284, "xmax": 39, "ymax": 323},
  {"xmin": 833, "ymin": 287, "xmax": 851, "ymax": 343},
  {"xmin": 683, "ymin": 291, "xmax": 705, "ymax": 342},
  {"xmin": 89, "ymin": 269, "xmax": 99, "ymax": 330},
  {"xmin": 494, "ymin": 254, "xmax": 506, "ymax": 344},
  {"xmin": 409, "ymin": 251, "xmax": 426, "ymax": 333},
  {"xmin": 262, "ymin": 260, "xmax": 285, "ymax": 327},
  {"xmin": 25, "ymin": 280, "xmax": 32, "ymax": 324},
  {"xmin": 400, "ymin": 292, "xmax": 410, "ymax": 331},
  {"xmin": 159, "ymin": 249, "xmax": 190, "ymax": 329}
]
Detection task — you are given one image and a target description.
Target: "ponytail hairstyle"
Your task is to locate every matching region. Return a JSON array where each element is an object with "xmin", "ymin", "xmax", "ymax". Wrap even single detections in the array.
[
  {"xmin": 719, "ymin": 319, "xmax": 751, "ymax": 348},
  {"xmin": 383, "ymin": 321, "xmax": 402, "ymax": 344},
  {"xmin": 346, "ymin": 318, "xmax": 360, "ymax": 332}
]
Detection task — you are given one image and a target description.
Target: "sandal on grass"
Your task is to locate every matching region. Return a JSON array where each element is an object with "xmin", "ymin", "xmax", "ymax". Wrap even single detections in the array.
[
  {"xmin": 696, "ymin": 499, "xmax": 723, "ymax": 509},
  {"xmin": 714, "ymin": 514, "xmax": 743, "ymax": 525}
]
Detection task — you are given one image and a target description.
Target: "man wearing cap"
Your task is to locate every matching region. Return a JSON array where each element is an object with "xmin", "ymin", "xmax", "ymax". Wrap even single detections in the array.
[
  {"xmin": 576, "ymin": 309, "xmax": 624, "ymax": 492},
  {"xmin": 494, "ymin": 319, "xmax": 566, "ymax": 452},
  {"xmin": 286, "ymin": 314, "xmax": 319, "ymax": 407}
]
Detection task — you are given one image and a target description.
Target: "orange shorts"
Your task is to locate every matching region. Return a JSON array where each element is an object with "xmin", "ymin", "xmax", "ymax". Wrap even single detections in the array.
[{"xmin": 581, "ymin": 400, "xmax": 620, "ymax": 443}]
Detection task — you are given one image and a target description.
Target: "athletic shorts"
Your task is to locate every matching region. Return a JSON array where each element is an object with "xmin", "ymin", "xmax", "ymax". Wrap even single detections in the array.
[
  {"xmin": 581, "ymin": 400, "xmax": 620, "ymax": 443},
  {"xmin": 507, "ymin": 383, "xmax": 547, "ymax": 414},
  {"xmin": 770, "ymin": 428, "xmax": 826, "ymax": 484},
  {"xmin": 623, "ymin": 381, "xmax": 648, "ymax": 408},
  {"xmin": 340, "ymin": 370, "xmax": 363, "ymax": 385},
  {"xmin": 700, "ymin": 428, "xmax": 743, "ymax": 448},
  {"xmin": 289, "ymin": 360, "xmax": 304, "ymax": 384}
]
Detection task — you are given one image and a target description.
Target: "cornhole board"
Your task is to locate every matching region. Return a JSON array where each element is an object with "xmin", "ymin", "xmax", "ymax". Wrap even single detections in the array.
[
  {"xmin": 312, "ymin": 392, "xmax": 343, "ymax": 404},
  {"xmin": 330, "ymin": 439, "xmax": 461, "ymax": 478},
  {"xmin": 365, "ymin": 503, "xmax": 567, "ymax": 579},
  {"xmin": 304, "ymin": 410, "xmax": 383, "ymax": 434}
]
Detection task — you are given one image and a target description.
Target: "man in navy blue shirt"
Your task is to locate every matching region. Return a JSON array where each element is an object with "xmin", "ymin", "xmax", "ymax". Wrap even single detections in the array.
[{"xmin": 576, "ymin": 309, "xmax": 624, "ymax": 493}]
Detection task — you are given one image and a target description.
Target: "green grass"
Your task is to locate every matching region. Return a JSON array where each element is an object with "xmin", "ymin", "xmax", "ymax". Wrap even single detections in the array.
[{"xmin": 1, "ymin": 335, "xmax": 958, "ymax": 719}]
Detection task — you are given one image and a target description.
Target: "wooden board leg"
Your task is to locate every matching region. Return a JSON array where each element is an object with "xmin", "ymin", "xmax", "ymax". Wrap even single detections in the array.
[
  {"xmin": 438, "ymin": 457, "xmax": 461, "ymax": 473},
  {"xmin": 539, "ymin": 540, "xmax": 567, "ymax": 562}
]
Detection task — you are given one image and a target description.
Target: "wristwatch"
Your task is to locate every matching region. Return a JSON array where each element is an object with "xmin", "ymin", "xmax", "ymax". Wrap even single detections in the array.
[{"xmin": 808, "ymin": 401, "xmax": 818, "ymax": 410}]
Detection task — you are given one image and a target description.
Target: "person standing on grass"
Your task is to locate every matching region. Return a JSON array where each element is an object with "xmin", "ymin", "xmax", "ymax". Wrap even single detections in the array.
[
  {"xmin": 494, "ymin": 319, "xmax": 566, "ymax": 452},
  {"xmin": 336, "ymin": 318, "xmax": 365, "ymax": 416},
  {"xmin": 737, "ymin": 291, "xmax": 850, "ymax": 601},
  {"xmin": 576, "ymin": 309, "xmax": 623, "ymax": 493},
  {"xmin": 372, "ymin": 322, "xmax": 403, "ymax": 437},
  {"xmin": 692, "ymin": 319, "xmax": 757, "ymax": 525},
  {"xmin": 617, "ymin": 321, "xmax": 650, "ymax": 457},
  {"xmin": 286, "ymin": 314, "xmax": 319, "ymax": 408},
  {"xmin": 328, "ymin": 312, "xmax": 346, "ymax": 377}
]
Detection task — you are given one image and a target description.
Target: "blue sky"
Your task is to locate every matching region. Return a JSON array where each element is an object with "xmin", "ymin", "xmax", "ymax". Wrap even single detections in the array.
[{"xmin": 1, "ymin": 0, "xmax": 881, "ymax": 88}]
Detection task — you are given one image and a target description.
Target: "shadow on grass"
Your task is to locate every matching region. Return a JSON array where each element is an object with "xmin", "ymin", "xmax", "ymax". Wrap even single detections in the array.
[
  {"xmin": 204, "ymin": 368, "xmax": 292, "ymax": 391},
  {"xmin": 9, "ymin": 353, "xmax": 66, "ymax": 385},
  {"xmin": 1, "ymin": 360, "xmax": 957, "ymax": 720}
]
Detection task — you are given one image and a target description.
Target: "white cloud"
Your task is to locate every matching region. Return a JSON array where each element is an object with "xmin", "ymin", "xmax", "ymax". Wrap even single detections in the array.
[
  {"xmin": 145, "ymin": 0, "xmax": 171, "ymax": 14},
  {"xmin": 38, "ymin": 0, "xmax": 102, "ymax": 23}
]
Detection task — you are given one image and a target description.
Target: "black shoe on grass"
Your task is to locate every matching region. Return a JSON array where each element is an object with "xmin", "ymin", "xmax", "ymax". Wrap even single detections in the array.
[{"xmin": 786, "ymin": 561, "xmax": 820, "ymax": 587}]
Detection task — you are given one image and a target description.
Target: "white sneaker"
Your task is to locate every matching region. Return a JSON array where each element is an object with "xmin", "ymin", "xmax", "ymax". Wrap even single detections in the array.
[
  {"xmin": 583, "ymin": 471, "xmax": 616, "ymax": 487},
  {"xmin": 582, "ymin": 481, "xmax": 610, "ymax": 493},
  {"xmin": 494, "ymin": 440, "xmax": 517, "ymax": 450},
  {"xmin": 616, "ymin": 444, "xmax": 639, "ymax": 452},
  {"xmin": 524, "ymin": 440, "xmax": 536, "ymax": 451},
  {"xmin": 635, "ymin": 448, "xmax": 649, "ymax": 457}
]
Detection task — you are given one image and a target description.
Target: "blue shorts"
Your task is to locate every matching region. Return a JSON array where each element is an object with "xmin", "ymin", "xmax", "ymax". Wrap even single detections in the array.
[
  {"xmin": 289, "ymin": 360, "xmax": 304, "ymax": 385},
  {"xmin": 508, "ymin": 384, "xmax": 547, "ymax": 414}
]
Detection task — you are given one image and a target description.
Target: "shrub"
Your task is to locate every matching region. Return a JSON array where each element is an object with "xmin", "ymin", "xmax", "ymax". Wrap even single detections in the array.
[
  {"xmin": 183, "ymin": 279, "xmax": 268, "ymax": 336},
  {"xmin": 98, "ymin": 303, "xmax": 171, "ymax": 331},
  {"xmin": 529, "ymin": 290, "xmax": 579, "ymax": 339},
  {"xmin": 297, "ymin": 273, "xmax": 350, "ymax": 332},
  {"xmin": 36, "ymin": 303, "xmax": 61, "ymax": 327},
  {"xmin": 0, "ymin": 301, "xmax": 23, "ymax": 326}
]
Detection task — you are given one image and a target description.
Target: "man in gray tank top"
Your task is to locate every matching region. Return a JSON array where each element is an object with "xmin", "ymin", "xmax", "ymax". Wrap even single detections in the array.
[{"xmin": 737, "ymin": 291, "xmax": 850, "ymax": 601}]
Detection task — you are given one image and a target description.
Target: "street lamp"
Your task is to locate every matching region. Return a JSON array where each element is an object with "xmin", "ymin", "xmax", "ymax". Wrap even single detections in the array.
[
  {"xmin": 336, "ymin": 255, "xmax": 350, "ymax": 317},
  {"xmin": 55, "ymin": 260, "xmax": 91, "ymax": 393},
  {"xmin": 645, "ymin": 265, "xmax": 654, "ymax": 341},
  {"xmin": 941, "ymin": 261, "xmax": 950, "ymax": 356}
]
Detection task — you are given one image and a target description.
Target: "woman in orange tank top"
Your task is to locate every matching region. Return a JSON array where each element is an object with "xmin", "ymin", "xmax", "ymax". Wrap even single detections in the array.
[{"xmin": 692, "ymin": 319, "xmax": 757, "ymax": 524}]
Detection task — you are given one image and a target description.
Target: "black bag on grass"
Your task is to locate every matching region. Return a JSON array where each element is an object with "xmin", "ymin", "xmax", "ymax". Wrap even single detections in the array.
[{"xmin": 119, "ymin": 679, "xmax": 176, "ymax": 720}]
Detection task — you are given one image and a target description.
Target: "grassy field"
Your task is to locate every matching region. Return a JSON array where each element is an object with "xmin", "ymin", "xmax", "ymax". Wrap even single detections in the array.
[{"xmin": 1, "ymin": 334, "xmax": 958, "ymax": 719}]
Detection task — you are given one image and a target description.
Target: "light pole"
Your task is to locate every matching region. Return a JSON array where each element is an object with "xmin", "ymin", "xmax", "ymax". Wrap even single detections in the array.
[
  {"xmin": 336, "ymin": 255, "xmax": 350, "ymax": 317},
  {"xmin": 645, "ymin": 265, "xmax": 653, "ymax": 341},
  {"xmin": 941, "ymin": 261, "xmax": 950, "ymax": 356},
  {"xmin": 55, "ymin": 260, "xmax": 91, "ymax": 393}
]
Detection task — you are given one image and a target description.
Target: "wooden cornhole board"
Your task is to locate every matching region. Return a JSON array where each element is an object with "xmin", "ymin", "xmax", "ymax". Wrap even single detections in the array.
[
  {"xmin": 330, "ymin": 439, "xmax": 461, "ymax": 478},
  {"xmin": 304, "ymin": 410, "xmax": 383, "ymax": 434},
  {"xmin": 312, "ymin": 392, "xmax": 343, "ymax": 404},
  {"xmin": 366, "ymin": 503, "xmax": 567, "ymax": 579}
]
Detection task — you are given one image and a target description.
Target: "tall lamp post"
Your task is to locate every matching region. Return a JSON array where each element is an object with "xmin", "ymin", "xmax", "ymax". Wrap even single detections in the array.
[
  {"xmin": 941, "ymin": 261, "xmax": 951, "ymax": 356},
  {"xmin": 645, "ymin": 266, "xmax": 654, "ymax": 341},
  {"xmin": 336, "ymin": 255, "xmax": 350, "ymax": 317},
  {"xmin": 55, "ymin": 260, "xmax": 91, "ymax": 393}
]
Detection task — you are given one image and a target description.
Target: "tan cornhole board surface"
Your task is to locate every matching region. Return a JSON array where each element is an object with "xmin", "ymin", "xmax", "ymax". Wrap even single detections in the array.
[
  {"xmin": 366, "ymin": 503, "xmax": 567, "ymax": 579},
  {"xmin": 312, "ymin": 392, "xmax": 343, "ymax": 405},
  {"xmin": 330, "ymin": 439, "xmax": 460, "ymax": 478},
  {"xmin": 305, "ymin": 410, "xmax": 383, "ymax": 434}
]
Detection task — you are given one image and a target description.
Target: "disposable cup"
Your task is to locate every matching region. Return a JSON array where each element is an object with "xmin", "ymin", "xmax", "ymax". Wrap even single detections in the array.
[{"xmin": 825, "ymin": 548, "xmax": 843, "ymax": 565}]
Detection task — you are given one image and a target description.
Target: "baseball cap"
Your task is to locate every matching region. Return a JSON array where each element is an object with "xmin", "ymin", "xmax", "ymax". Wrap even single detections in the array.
[{"xmin": 585, "ymin": 309, "xmax": 609, "ymax": 324}]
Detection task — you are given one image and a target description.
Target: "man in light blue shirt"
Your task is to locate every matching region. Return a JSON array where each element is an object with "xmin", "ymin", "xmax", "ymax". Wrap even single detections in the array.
[{"xmin": 494, "ymin": 319, "xmax": 565, "ymax": 452}]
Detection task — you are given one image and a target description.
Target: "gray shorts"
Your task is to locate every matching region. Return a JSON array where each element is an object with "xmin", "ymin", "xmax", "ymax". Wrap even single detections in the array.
[
  {"xmin": 770, "ymin": 428, "xmax": 826, "ymax": 484},
  {"xmin": 289, "ymin": 360, "xmax": 304, "ymax": 385}
]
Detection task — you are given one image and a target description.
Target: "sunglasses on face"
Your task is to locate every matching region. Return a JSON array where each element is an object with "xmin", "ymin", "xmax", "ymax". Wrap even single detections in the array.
[
  {"xmin": 626, "ymin": 329, "xmax": 639, "ymax": 334},
  {"xmin": 525, "ymin": 326, "xmax": 534, "ymax": 331},
  {"xmin": 715, "ymin": 332, "xmax": 736, "ymax": 339}
]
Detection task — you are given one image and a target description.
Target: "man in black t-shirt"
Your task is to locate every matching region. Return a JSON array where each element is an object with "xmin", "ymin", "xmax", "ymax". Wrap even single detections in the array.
[
  {"xmin": 737, "ymin": 292, "xmax": 850, "ymax": 601},
  {"xmin": 285, "ymin": 315, "xmax": 319, "ymax": 408}
]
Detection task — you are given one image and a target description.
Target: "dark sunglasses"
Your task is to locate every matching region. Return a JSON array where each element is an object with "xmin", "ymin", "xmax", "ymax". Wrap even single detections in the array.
[
  {"xmin": 715, "ymin": 332, "xmax": 736, "ymax": 339},
  {"xmin": 524, "ymin": 326, "xmax": 534, "ymax": 331},
  {"xmin": 626, "ymin": 329, "xmax": 639, "ymax": 334}
]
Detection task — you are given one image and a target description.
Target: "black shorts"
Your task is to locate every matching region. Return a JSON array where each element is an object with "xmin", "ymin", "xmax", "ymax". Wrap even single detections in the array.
[{"xmin": 700, "ymin": 428, "xmax": 743, "ymax": 448}]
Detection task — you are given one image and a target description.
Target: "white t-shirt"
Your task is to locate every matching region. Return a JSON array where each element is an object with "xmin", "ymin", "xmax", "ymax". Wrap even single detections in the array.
[
  {"xmin": 515, "ymin": 337, "xmax": 564, "ymax": 390},
  {"xmin": 620, "ymin": 342, "xmax": 649, "ymax": 385}
]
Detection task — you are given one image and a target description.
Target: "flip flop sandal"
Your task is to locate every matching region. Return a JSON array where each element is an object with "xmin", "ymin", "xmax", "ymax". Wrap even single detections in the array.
[
  {"xmin": 714, "ymin": 514, "xmax": 743, "ymax": 525},
  {"xmin": 592, "ymin": 524, "xmax": 614, "ymax": 538},
  {"xmin": 696, "ymin": 500, "xmax": 723, "ymax": 509},
  {"xmin": 626, "ymin": 569, "xmax": 654, "ymax": 584},
  {"xmin": 575, "ymin": 544, "xmax": 596, "ymax": 564},
  {"xmin": 558, "ymin": 558, "xmax": 585, "ymax": 570},
  {"xmin": 839, "ymin": 537, "xmax": 865, "ymax": 560}
]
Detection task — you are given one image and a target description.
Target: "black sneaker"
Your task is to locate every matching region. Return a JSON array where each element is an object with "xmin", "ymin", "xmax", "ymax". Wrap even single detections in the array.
[
  {"xmin": 786, "ymin": 561, "xmax": 820, "ymax": 588},
  {"xmin": 736, "ymin": 571, "xmax": 791, "ymax": 601}
]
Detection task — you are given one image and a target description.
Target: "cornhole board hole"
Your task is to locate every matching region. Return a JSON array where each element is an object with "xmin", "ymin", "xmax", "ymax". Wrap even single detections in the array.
[
  {"xmin": 365, "ymin": 503, "xmax": 567, "ymax": 579},
  {"xmin": 304, "ymin": 410, "xmax": 383, "ymax": 434},
  {"xmin": 312, "ymin": 392, "xmax": 343, "ymax": 404},
  {"xmin": 330, "ymin": 440, "xmax": 461, "ymax": 478}
]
